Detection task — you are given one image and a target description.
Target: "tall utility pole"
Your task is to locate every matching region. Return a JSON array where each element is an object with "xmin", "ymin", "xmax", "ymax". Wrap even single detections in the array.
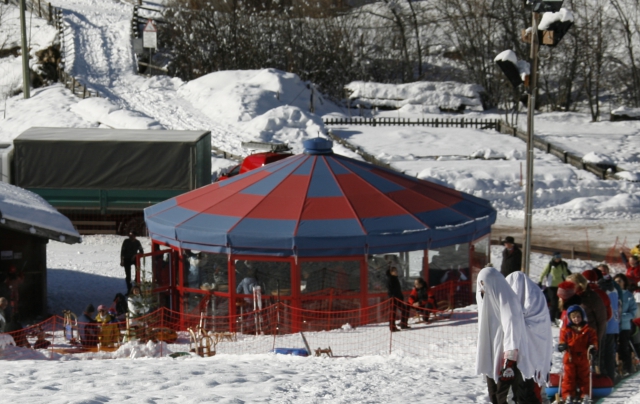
[
  {"xmin": 523, "ymin": 13, "xmax": 540, "ymax": 276},
  {"xmin": 19, "ymin": 0, "xmax": 30, "ymax": 99}
]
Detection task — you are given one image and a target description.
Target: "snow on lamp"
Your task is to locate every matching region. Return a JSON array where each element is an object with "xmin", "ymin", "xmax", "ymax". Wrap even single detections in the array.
[{"xmin": 495, "ymin": 50, "xmax": 530, "ymax": 88}]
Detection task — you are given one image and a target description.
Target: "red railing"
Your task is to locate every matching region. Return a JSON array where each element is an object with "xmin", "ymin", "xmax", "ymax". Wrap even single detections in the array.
[{"xmin": 1, "ymin": 297, "xmax": 477, "ymax": 360}]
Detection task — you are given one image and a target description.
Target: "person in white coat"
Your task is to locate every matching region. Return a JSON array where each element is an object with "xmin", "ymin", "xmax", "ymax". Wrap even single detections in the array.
[
  {"xmin": 476, "ymin": 267, "xmax": 533, "ymax": 404},
  {"xmin": 506, "ymin": 271, "xmax": 554, "ymax": 402}
]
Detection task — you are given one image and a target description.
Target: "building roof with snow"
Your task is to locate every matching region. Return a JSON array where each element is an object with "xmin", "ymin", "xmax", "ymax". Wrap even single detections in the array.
[{"xmin": 0, "ymin": 182, "xmax": 80, "ymax": 244}]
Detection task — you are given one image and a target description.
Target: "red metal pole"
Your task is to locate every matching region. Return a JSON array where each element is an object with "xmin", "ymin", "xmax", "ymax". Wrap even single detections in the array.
[
  {"xmin": 291, "ymin": 258, "xmax": 301, "ymax": 332},
  {"xmin": 228, "ymin": 255, "xmax": 236, "ymax": 333},
  {"xmin": 360, "ymin": 258, "xmax": 368, "ymax": 326}
]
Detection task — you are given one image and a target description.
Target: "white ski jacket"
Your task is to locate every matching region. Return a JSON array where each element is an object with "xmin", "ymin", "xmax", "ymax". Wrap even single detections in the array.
[
  {"xmin": 476, "ymin": 267, "xmax": 528, "ymax": 382},
  {"xmin": 506, "ymin": 271, "xmax": 553, "ymax": 385}
]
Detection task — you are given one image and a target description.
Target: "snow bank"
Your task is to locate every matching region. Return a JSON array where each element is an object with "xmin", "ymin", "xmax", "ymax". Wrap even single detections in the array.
[
  {"xmin": 611, "ymin": 106, "xmax": 640, "ymax": 118},
  {"xmin": 0, "ymin": 182, "xmax": 80, "ymax": 239},
  {"xmin": 583, "ymin": 151, "xmax": 614, "ymax": 165},
  {"xmin": 0, "ymin": 333, "xmax": 15, "ymax": 349},
  {"xmin": 615, "ymin": 171, "xmax": 640, "ymax": 182},
  {"xmin": 178, "ymin": 68, "xmax": 340, "ymax": 123},
  {"xmin": 70, "ymin": 98, "xmax": 163, "ymax": 130},
  {"xmin": 344, "ymin": 80, "xmax": 484, "ymax": 111},
  {"xmin": 0, "ymin": 344, "xmax": 54, "ymax": 360},
  {"xmin": 0, "ymin": 85, "xmax": 94, "ymax": 143},
  {"xmin": 117, "ymin": 340, "xmax": 171, "ymax": 359},
  {"xmin": 177, "ymin": 69, "xmax": 354, "ymax": 155}
]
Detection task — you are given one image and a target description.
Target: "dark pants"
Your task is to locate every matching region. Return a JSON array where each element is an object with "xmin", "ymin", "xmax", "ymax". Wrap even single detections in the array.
[
  {"xmin": 600, "ymin": 333, "xmax": 618, "ymax": 381},
  {"xmin": 619, "ymin": 330, "xmax": 633, "ymax": 373},
  {"xmin": 123, "ymin": 260, "xmax": 133, "ymax": 293},
  {"xmin": 546, "ymin": 287, "xmax": 559, "ymax": 321},
  {"xmin": 486, "ymin": 365, "xmax": 539, "ymax": 404},
  {"xmin": 389, "ymin": 298, "xmax": 408, "ymax": 329}
]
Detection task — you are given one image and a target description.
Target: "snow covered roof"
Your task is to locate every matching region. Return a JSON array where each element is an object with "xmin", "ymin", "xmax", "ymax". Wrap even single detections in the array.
[
  {"xmin": 16, "ymin": 127, "xmax": 210, "ymax": 143},
  {"xmin": 344, "ymin": 81, "xmax": 484, "ymax": 111},
  {"xmin": 0, "ymin": 182, "xmax": 80, "ymax": 244}
]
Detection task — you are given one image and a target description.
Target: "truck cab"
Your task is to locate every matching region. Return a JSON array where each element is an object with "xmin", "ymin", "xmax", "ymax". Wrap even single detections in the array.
[{"xmin": 218, "ymin": 142, "xmax": 292, "ymax": 181}]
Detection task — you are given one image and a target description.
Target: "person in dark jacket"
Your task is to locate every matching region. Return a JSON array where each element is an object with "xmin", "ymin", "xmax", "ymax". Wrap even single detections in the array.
[
  {"xmin": 620, "ymin": 251, "xmax": 640, "ymax": 288},
  {"xmin": 597, "ymin": 273, "xmax": 620, "ymax": 382},
  {"xmin": 500, "ymin": 236, "xmax": 522, "ymax": 277},
  {"xmin": 120, "ymin": 231, "xmax": 144, "ymax": 293},
  {"xmin": 387, "ymin": 266, "xmax": 409, "ymax": 331},
  {"xmin": 567, "ymin": 273, "xmax": 608, "ymax": 352},
  {"xmin": 78, "ymin": 304, "xmax": 99, "ymax": 347},
  {"xmin": 408, "ymin": 278, "xmax": 436, "ymax": 323},
  {"xmin": 111, "ymin": 292, "xmax": 128, "ymax": 321}
]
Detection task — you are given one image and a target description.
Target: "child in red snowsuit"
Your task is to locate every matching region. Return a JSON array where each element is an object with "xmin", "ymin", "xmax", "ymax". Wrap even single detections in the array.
[
  {"xmin": 408, "ymin": 278, "xmax": 436, "ymax": 322},
  {"xmin": 558, "ymin": 305, "xmax": 598, "ymax": 404}
]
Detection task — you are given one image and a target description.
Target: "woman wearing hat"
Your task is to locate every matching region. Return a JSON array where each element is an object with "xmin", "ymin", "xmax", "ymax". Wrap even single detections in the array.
[{"xmin": 538, "ymin": 252, "xmax": 571, "ymax": 323}]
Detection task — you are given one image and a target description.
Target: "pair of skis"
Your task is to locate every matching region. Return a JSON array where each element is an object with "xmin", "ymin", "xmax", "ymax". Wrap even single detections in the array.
[{"xmin": 553, "ymin": 347, "xmax": 595, "ymax": 404}]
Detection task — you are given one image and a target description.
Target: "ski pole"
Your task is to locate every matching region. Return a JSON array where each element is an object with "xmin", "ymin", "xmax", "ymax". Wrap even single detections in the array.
[
  {"xmin": 588, "ymin": 345, "xmax": 595, "ymax": 402},
  {"xmin": 556, "ymin": 350, "xmax": 565, "ymax": 404}
]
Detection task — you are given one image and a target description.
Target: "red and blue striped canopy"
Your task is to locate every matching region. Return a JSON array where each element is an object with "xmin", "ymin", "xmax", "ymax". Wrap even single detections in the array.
[{"xmin": 144, "ymin": 138, "xmax": 496, "ymax": 257}]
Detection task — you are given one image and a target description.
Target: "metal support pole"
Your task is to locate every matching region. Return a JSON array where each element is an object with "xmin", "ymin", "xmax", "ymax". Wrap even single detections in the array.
[
  {"xmin": 19, "ymin": 0, "xmax": 30, "ymax": 99},
  {"xmin": 523, "ymin": 12, "xmax": 540, "ymax": 275}
]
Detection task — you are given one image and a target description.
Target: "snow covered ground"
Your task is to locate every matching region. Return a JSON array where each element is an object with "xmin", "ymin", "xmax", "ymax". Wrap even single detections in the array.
[
  {"xmin": 0, "ymin": 0, "xmax": 640, "ymax": 401},
  {"xmin": 0, "ymin": 237, "xmax": 621, "ymax": 402}
]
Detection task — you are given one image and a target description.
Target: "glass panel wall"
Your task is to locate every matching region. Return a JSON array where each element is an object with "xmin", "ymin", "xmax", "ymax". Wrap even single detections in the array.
[
  {"xmin": 235, "ymin": 260, "xmax": 291, "ymax": 297},
  {"xmin": 300, "ymin": 260, "xmax": 360, "ymax": 295},
  {"xmin": 181, "ymin": 252, "xmax": 229, "ymax": 291},
  {"xmin": 427, "ymin": 243, "xmax": 470, "ymax": 288},
  {"xmin": 367, "ymin": 252, "xmax": 424, "ymax": 292}
]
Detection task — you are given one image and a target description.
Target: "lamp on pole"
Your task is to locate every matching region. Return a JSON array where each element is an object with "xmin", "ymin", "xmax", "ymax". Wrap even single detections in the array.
[{"xmin": 495, "ymin": 0, "xmax": 572, "ymax": 275}]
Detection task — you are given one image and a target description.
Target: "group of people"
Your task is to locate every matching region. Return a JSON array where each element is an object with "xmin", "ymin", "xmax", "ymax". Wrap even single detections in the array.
[
  {"xmin": 386, "ymin": 266, "xmax": 436, "ymax": 331},
  {"xmin": 77, "ymin": 285, "xmax": 148, "ymax": 347},
  {"xmin": 476, "ymin": 236, "xmax": 640, "ymax": 404}
]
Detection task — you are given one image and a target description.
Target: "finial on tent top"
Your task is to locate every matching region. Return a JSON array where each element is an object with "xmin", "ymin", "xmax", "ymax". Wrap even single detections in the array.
[{"xmin": 303, "ymin": 138, "xmax": 333, "ymax": 155}]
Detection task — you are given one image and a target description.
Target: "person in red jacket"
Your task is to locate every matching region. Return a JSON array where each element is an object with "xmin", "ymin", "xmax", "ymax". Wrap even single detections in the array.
[
  {"xmin": 408, "ymin": 278, "xmax": 436, "ymax": 323},
  {"xmin": 558, "ymin": 305, "xmax": 598, "ymax": 404},
  {"xmin": 620, "ymin": 251, "xmax": 640, "ymax": 288}
]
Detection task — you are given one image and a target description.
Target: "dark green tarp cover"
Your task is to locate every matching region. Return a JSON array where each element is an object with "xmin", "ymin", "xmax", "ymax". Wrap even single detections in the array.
[{"xmin": 13, "ymin": 127, "xmax": 211, "ymax": 190}]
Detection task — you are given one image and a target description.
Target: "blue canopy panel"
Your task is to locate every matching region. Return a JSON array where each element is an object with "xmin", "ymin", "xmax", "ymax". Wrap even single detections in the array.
[{"xmin": 144, "ymin": 138, "xmax": 497, "ymax": 257}]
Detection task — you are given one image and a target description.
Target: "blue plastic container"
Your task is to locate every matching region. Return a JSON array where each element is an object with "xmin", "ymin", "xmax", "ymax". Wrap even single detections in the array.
[{"xmin": 272, "ymin": 348, "xmax": 309, "ymax": 356}]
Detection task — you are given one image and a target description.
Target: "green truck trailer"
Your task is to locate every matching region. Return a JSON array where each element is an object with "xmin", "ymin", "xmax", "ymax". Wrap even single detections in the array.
[{"xmin": 8, "ymin": 127, "xmax": 212, "ymax": 235}]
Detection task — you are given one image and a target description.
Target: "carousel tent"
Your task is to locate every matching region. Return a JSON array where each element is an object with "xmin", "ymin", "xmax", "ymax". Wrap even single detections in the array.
[{"xmin": 144, "ymin": 138, "xmax": 496, "ymax": 257}]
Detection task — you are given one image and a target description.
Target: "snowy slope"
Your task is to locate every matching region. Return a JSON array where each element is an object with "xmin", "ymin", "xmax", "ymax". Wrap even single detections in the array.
[{"xmin": 28, "ymin": 236, "xmax": 635, "ymax": 403}]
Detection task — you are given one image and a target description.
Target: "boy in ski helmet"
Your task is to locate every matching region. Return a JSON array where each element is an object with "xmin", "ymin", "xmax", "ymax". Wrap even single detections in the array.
[{"xmin": 558, "ymin": 305, "xmax": 598, "ymax": 404}]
